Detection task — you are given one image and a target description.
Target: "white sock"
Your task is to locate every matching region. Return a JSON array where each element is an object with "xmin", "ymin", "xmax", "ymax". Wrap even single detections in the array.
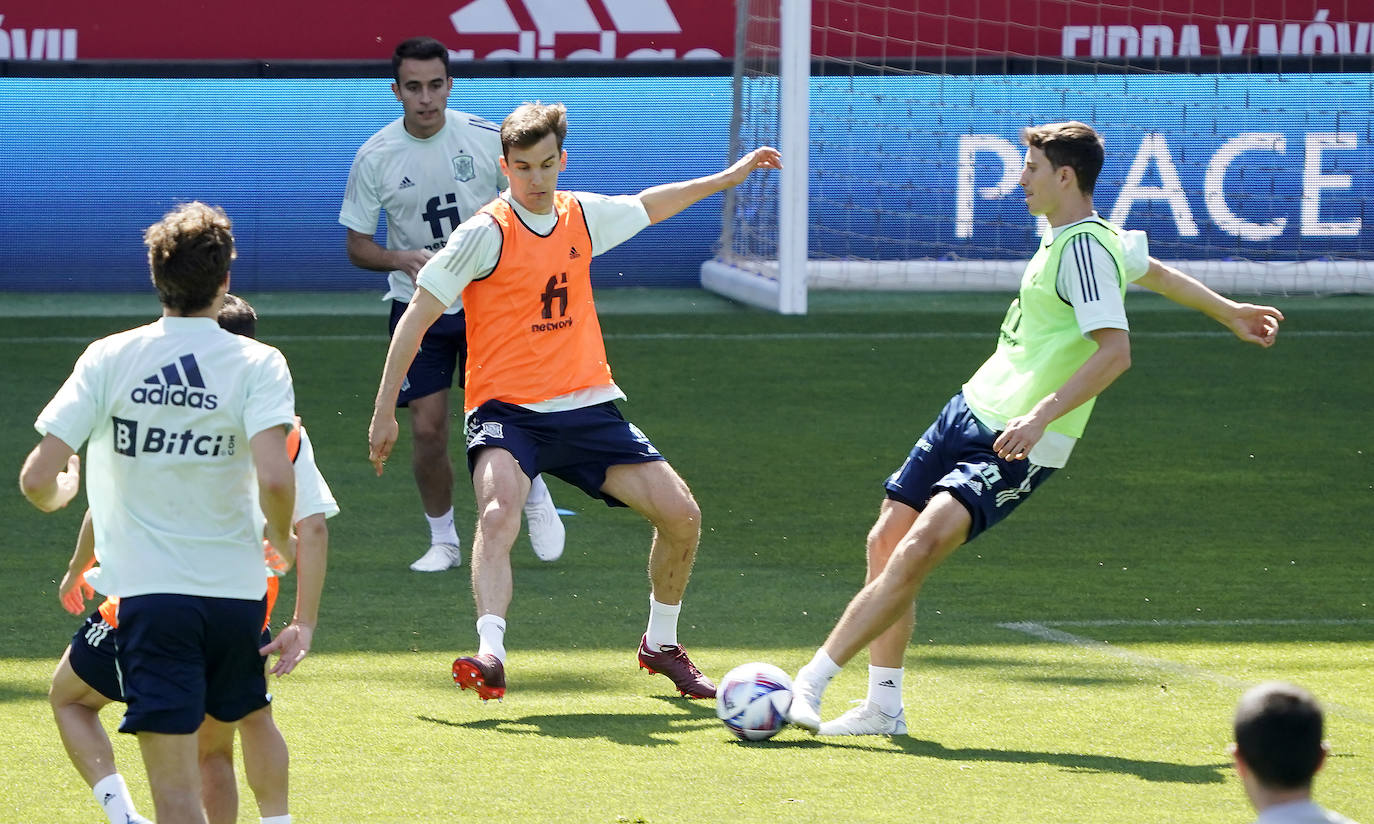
[
  {"xmin": 796, "ymin": 648, "xmax": 842, "ymax": 693},
  {"xmin": 261, "ymin": 816, "xmax": 292, "ymax": 824},
  {"xmin": 476, "ymin": 613, "xmax": 507, "ymax": 661},
  {"xmin": 92, "ymin": 774, "xmax": 141, "ymax": 824},
  {"xmin": 426, "ymin": 508, "xmax": 460, "ymax": 547},
  {"xmin": 867, "ymin": 665, "xmax": 905, "ymax": 715},
  {"xmin": 645, "ymin": 596, "xmax": 681, "ymax": 651},
  {"xmin": 525, "ymin": 474, "xmax": 550, "ymax": 507}
]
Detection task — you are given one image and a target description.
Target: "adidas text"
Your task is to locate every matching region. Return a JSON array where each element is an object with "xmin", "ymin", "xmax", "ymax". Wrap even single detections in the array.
[{"xmin": 130, "ymin": 384, "xmax": 219, "ymax": 409}]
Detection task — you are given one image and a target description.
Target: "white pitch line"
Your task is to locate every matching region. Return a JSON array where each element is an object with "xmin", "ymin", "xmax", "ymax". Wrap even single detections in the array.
[
  {"xmin": 1044, "ymin": 618, "xmax": 1374, "ymax": 628},
  {"xmin": 2, "ymin": 330, "xmax": 1370, "ymax": 346},
  {"xmin": 998, "ymin": 620, "xmax": 1374, "ymax": 726}
]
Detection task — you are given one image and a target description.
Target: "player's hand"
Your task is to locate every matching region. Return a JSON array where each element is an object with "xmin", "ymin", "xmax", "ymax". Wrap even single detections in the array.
[
  {"xmin": 723, "ymin": 146, "xmax": 783, "ymax": 187},
  {"xmin": 263, "ymin": 537, "xmax": 293, "ymax": 575},
  {"xmin": 260, "ymin": 621, "xmax": 313, "ymax": 677},
  {"xmin": 52, "ymin": 454, "xmax": 81, "ymax": 510},
  {"xmin": 994, "ymin": 415, "xmax": 1047, "ymax": 462},
  {"xmin": 369, "ymin": 412, "xmax": 399, "ymax": 476},
  {"xmin": 58, "ymin": 567, "xmax": 94, "ymax": 615},
  {"xmin": 1225, "ymin": 302, "xmax": 1284, "ymax": 347},
  {"xmin": 395, "ymin": 249, "xmax": 435, "ymax": 281}
]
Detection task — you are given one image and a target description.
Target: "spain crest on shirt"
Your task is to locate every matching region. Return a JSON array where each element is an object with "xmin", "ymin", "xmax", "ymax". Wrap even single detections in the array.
[{"xmin": 452, "ymin": 154, "xmax": 475, "ymax": 182}]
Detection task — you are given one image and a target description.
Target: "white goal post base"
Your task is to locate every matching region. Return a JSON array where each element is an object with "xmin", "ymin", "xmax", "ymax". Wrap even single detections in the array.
[{"xmin": 703, "ymin": 259, "xmax": 1374, "ymax": 305}]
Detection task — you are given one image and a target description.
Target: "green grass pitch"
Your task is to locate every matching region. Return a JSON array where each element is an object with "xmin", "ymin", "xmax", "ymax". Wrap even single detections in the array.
[{"xmin": 0, "ymin": 290, "xmax": 1370, "ymax": 823}]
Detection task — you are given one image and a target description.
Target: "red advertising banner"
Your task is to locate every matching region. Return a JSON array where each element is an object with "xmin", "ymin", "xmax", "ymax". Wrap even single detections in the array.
[{"xmin": 2, "ymin": 0, "xmax": 1368, "ymax": 62}]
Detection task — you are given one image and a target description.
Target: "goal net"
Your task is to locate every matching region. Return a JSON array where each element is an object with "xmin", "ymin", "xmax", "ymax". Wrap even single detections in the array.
[{"xmin": 703, "ymin": 0, "xmax": 1374, "ymax": 313}]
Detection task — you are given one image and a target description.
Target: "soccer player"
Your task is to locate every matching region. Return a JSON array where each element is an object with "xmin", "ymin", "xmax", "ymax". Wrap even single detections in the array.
[
  {"xmin": 20, "ymin": 202, "xmax": 299, "ymax": 824},
  {"xmin": 785, "ymin": 121, "xmax": 1285, "ymax": 735},
  {"xmin": 1232, "ymin": 682, "xmax": 1359, "ymax": 824},
  {"xmin": 341, "ymin": 36, "xmax": 565, "ymax": 571},
  {"xmin": 368, "ymin": 102, "xmax": 781, "ymax": 701},
  {"xmin": 48, "ymin": 294, "xmax": 337, "ymax": 824}
]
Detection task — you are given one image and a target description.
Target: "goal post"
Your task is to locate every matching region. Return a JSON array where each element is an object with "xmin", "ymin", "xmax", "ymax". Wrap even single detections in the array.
[
  {"xmin": 702, "ymin": 0, "xmax": 809, "ymax": 314},
  {"xmin": 703, "ymin": 0, "xmax": 1374, "ymax": 313}
]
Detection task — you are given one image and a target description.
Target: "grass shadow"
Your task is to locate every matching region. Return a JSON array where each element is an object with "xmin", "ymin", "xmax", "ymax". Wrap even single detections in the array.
[{"xmin": 417, "ymin": 696, "xmax": 718, "ymax": 747}]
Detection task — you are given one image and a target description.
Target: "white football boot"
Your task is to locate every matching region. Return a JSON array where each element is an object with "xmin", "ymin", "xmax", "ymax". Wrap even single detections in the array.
[
  {"xmin": 410, "ymin": 542, "xmax": 462, "ymax": 572},
  {"xmin": 523, "ymin": 484, "xmax": 565, "ymax": 562},
  {"xmin": 819, "ymin": 699, "xmax": 908, "ymax": 736},
  {"xmin": 786, "ymin": 678, "xmax": 824, "ymax": 733}
]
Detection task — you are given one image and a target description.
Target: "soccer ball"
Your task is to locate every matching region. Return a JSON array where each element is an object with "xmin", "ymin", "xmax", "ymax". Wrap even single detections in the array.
[{"xmin": 715, "ymin": 662, "xmax": 793, "ymax": 741}]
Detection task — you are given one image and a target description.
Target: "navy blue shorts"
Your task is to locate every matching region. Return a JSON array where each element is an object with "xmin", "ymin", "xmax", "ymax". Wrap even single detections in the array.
[
  {"xmin": 68, "ymin": 610, "xmax": 123, "ymax": 702},
  {"xmin": 390, "ymin": 299, "xmax": 467, "ymax": 406},
  {"xmin": 884, "ymin": 392, "xmax": 1056, "ymax": 542},
  {"xmin": 68, "ymin": 609, "xmax": 272, "ymax": 706},
  {"xmin": 114, "ymin": 594, "xmax": 270, "ymax": 735},
  {"xmin": 464, "ymin": 400, "xmax": 666, "ymax": 507}
]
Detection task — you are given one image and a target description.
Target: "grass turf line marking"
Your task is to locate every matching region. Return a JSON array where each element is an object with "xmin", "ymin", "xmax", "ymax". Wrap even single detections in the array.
[
  {"xmin": 4, "ymin": 330, "xmax": 1371, "ymax": 346},
  {"xmin": 997, "ymin": 620, "xmax": 1374, "ymax": 726},
  {"xmin": 1044, "ymin": 618, "xmax": 1374, "ymax": 628}
]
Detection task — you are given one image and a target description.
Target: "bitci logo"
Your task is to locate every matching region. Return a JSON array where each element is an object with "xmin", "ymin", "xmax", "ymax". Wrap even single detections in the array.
[{"xmin": 447, "ymin": 0, "xmax": 722, "ymax": 61}]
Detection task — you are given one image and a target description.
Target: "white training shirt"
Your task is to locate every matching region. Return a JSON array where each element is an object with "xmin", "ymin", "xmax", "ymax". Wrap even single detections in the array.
[
  {"xmin": 417, "ymin": 190, "xmax": 652, "ymax": 413},
  {"xmin": 35, "ymin": 317, "xmax": 295, "ymax": 600},
  {"xmin": 1051, "ymin": 214, "xmax": 1151, "ymax": 338},
  {"xmin": 288, "ymin": 426, "xmax": 339, "ymax": 524},
  {"xmin": 339, "ymin": 110, "xmax": 506, "ymax": 315}
]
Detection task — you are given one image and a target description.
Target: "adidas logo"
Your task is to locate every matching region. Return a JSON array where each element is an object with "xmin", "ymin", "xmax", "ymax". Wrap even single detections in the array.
[
  {"xmin": 130, "ymin": 354, "xmax": 219, "ymax": 409},
  {"xmin": 568, "ymin": 246, "xmax": 581, "ymax": 259},
  {"xmin": 447, "ymin": 0, "xmax": 723, "ymax": 61},
  {"xmin": 399, "ymin": 176, "xmax": 415, "ymax": 189},
  {"xmin": 877, "ymin": 679, "xmax": 897, "ymax": 688},
  {"xmin": 102, "ymin": 793, "xmax": 115, "ymax": 805}
]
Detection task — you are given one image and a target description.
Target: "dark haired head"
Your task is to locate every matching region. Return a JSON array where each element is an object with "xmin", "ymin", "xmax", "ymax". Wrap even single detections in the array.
[
  {"xmin": 217, "ymin": 293, "xmax": 257, "ymax": 339},
  {"xmin": 143, "ymin": 201, "xmax": 234, "ymax": 315},
  {"xmin": 1021, "ymin": 121, "xmax": 1105, "ymax": 196},
  {"xmin": 1234, "ymin": 682, "xmax": 1326, "ymax": 790},
  {"xmin": 392, "ymin": 37, "xmax": 449, "ymax": 81}
]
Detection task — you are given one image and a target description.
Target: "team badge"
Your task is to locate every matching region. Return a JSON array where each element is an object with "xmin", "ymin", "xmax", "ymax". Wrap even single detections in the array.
[{"xmin": 452, "ymin": 155, "xmax": 475, "ymax": 182}]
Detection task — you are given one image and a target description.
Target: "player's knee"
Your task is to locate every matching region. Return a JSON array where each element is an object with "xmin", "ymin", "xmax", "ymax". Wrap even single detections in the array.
[
  {"xmin": 475, "ymin": 495, "xmax": 523, "ymax": 538},
  {"xmin": 410, "ymin": 417, "xmax": 449, "ymax": 448}
]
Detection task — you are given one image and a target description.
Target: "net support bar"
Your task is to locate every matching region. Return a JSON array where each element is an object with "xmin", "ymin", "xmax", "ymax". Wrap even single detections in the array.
[{"xmin": 776, "ymin": 0, "xmax": 809, "ymax": 314}]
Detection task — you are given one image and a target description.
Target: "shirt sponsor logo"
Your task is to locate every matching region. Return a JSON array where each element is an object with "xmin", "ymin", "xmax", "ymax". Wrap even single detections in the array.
[
  {"xmin": 130, "ymin": 354, "xmax": 219, "ymax": 409},
  {"xmin": 113, "ymin": 416, "xmax": 236, "ymax": 458}
]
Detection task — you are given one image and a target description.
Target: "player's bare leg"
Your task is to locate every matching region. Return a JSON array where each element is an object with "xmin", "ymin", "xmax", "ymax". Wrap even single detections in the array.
[
  {"xmin": 49, "ymin": 650, "xmax": 153, "ymax": 823},
  {"xmin": 819, "ymin": 500, "xmax": 919, "ymax": 735},
  {"xmin": 602, "ymin": 461, "xmax": 715, "ymax": 698},
  {"xmin": 196, "ymin": 717, "xmax": 238, "ymax": 824},
  {"xmin": 49, "ymin": 650, "xmax": 116, "ymax": 787},
  {"xmin": 790, "ymin": 493, "xmax": 970, "ymax": 731},
  {"xmin": 237, "ymin": 705, "xmax": 289, "ymax": 819},
  {"xmin": 408, "ymin": 389, "xmax": 462, "ymax": 572},
  {"xmin": 452, "ymin": 448, "xmax": 528, "ymax": 700},
  {"xmin": 138, "ymin": 731, "xmax": 207, "ymax": 824}
]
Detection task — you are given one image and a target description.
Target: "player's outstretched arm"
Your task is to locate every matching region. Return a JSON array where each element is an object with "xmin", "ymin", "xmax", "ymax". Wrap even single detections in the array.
[
  {"xmin": 638, "ymin": 146, "xmax": 782, "ymax": 225},
  {"xmin": 260, "ymin": 512, "xmax": 327, "ymax": 676},
  {"xmin": 19, "ymin": 435, "xmax": 80, "ymax": 513},
  {"xmin": 58, "ymin": 508, "xmax": 97, "ymax": 615},
  {"xmin": 369, "ymin": 288, "xmax": 447, "ymax": 475},
  {"xmin": 1136, "ymin": 258, "xmax": 1283, "ymax": 347}
]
